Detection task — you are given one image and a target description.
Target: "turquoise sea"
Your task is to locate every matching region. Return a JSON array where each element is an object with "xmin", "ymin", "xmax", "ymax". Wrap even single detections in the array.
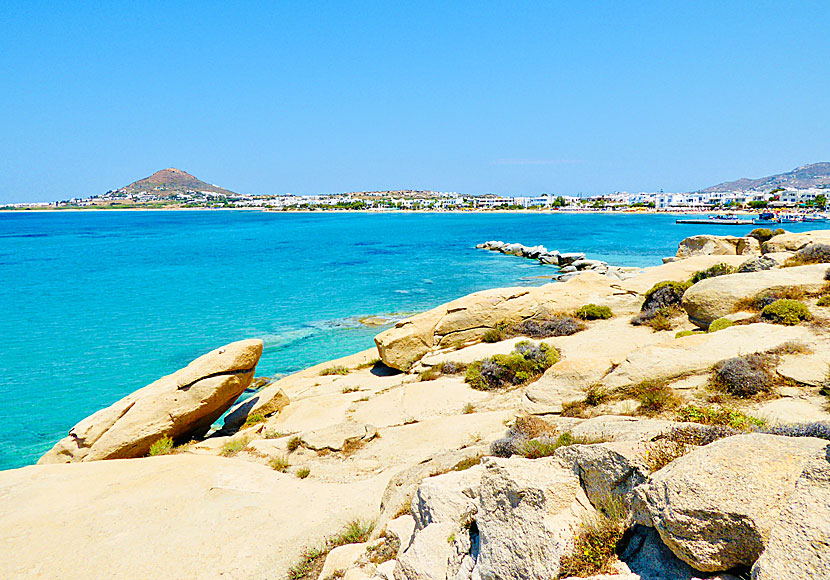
[{"xmin": 0, "ymin": 210, "xmax": 824, "ymax": 470}]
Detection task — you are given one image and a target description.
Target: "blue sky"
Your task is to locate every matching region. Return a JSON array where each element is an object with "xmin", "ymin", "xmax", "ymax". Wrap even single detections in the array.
[{"xmin": 1, "ymin": 1, "xmax": 828, "ymax": 202}]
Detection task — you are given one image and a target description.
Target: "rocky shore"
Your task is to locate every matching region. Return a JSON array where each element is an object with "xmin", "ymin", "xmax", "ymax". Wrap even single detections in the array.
[{"xmin": 3, "ymin": 229, "xmax": 830, "ymax": 579}]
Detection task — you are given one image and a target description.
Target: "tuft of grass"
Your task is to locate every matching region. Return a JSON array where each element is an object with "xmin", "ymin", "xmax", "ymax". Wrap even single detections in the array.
[
  {"xmin": 676, "ymin": 404, "xmax": 765, "ymax": 431},
  {"xmin": 558, "ymin": 495, "xmax": 627, "ymax": 577},
  {"xmin": 244, "ymin": 413, "xmax": 267, "ymax": 427},
  {"xmin": 462, "ymin": 402, "xmax": 476, "ymax": 414},
  {"xmin": 451, "ymin": 455, "xmax": 483, "ymax": 471},
  {"xmin": 465, "ymin": 342, "xmax": 558, "ymax": 391},
  {"xmin": 342, "ymin": 385, "xmax": 359, "ymax": 393},
  {"xmin": 561, "ymin": 384, "xmax": 609, "ymax": 418},
  {"xmin": 511, "ymin": 414, "xmax": 558, "ymax": 439},
  {"xmin": 296, "ymin": 467, "xmax": 311, "ymax": 479},
  {"xmin": 220, "ymin": 437, "xmax": 250, "ymax": 457},
  {"xmin": 618, "ymin": 380, "xmax": 681, "ymax": 417},
  {"xmin": 818, "ymin": 295, "xmax": 830, "ymax": 307},
  {"xmin": 519, "ymin": 431, "xmax": 607, "ymax": 459},
  {"xmin": 708, "ymin": 317, "xmax": 734, "ymax": 333},
  {"xmin": 287, "ymin": 520, "xmax": 374, "ymax": 580},
  {"xmin": 418, "ymin": 367, "xmax": 441, "ymax": 381},
  {"xmin": 264, "ymin": 429, "xmax": 290, "ymax": 439},
  {"xmin": 482, "ymin": 328, "xmax": 504, "ymax": 343},
  {"xmin": 642, "ymin": 438, "xmax": 689, "ymax": 472},
  {"xmin": 356, "ymin": 358, "xmax": 380, "ymax": 369},
  {"xmin": 765, "ymin": 340, "xmax": 812, "ymax": 356},
  {"xmin": 575, "ymin": 304, "xmax": 613, "ymax": 320},
  {"xmin": 320, "ymin": 365, "xmax": 349, "ymax": 376},
  {"xmin": 734, "ymin": 287, "xmax": 806, "ymax": 312},
  {"xmin": 761, "ymin": 299, "xmax": 811, "ymax": 325},
  {"xmin": 688, "ymin": 263, "xmax": 736, "ymax": 285},
  {"xmin": 148, "ymin": 435, "xmax": 174, "ymax": 456},
  {"xmin": 269, "ymin": 455, "xmax": 290, "ymax": 472},
  {"xmin": 675, "ymin": 329, "xmax": 698, "ymax": 338},
  {"xmin": 287, "ymin": 436, "xmax": 303, "ymax": 453}
]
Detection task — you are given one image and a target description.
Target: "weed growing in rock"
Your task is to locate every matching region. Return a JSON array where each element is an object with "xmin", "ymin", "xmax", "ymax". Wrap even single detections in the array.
[
  {"xmin": 575, "ymin": 304, "xmax": 613, "ymax": 320},
  {"xmin": 342, "ymin": 385, "xmax": 359, "ymax": 393},
  {"xmin": 320, "ymin": 365, "xmax": 349, "ymax": 376},
  {"xmin": 296, "ymin": 468, "xmax": 311, "ymax": 479},
  {"xmin": 287, "ymin": 520, "xmax": 374, "ymax": 580},
  {"xmin": 264, "ymin": 430, "xmax": 290, "ymax": 439},
  {"xmin": 244, "ymin": 413, "xmax": 267, "ymax": 427},
  {"xmin": 220, "ymin": 437, "xmax": 250, "ymax": 457},
  {"xmin": 451, "ymin": 455, "xmax": 483, "ymax": 471},
  {"xmin": 287, "ymin": 436, "xmax": 303, "ymax": 452},
  {"xmin": 558, "ymin": 496, "xmax": 627, "ymax": 577},
  {"xmin": 707, "ymin": 317, "xmax": 734, "ymax": 333},
  {"xmin": 465, "ymin": 342, "xmax": 558, "ymax": 391},
  {"xmin": 676, "ymin": 404, "xmax": 765, "ymax": 431},
  {"xmin": 617, "ymin": 380, "xmax": 681, "ymax": 417},
  {"xmin": 269, "ymin": 455, "xmax": 290, "ymax": 472},
  {"xmin": 675, "ymin": 330, "xmax": 698, "ymax": 338},
  {"xmin": 710, "ymin": 355, "xmax": 774, "ymax": 398},
  {"xmin": 765, "ymin": 340, "xmax": 812, "ymax": 356},
  {"xmin": 148, "ymin": 435, "xmax": 174, "ymax": 456},
  {"xmin": 462, "ymin": 402, "xmax": 476, "ymax": 414},
  {"xmin": 482, "ymin": 328, "xmax": 504, "ymax": 343},
  {"xmin": 438, "ymin": 361, "xmax": 465, "ymax": 374},
  {"xmin": 642, "ymin": 438, "xmax": 689, "ymax": 472},
  {"xmin": 418, "ymin": 367, "xmax": 441, "ymax": 381},
  {"xmin": 365, "ymin": 535, "xmax": 399, "ymax": 565},
  {"xmin": 785, "ymin": 243, "xmax": 830, "ymax": 266},
  {"xmin": 355, "ymin": 358, "xmax": 380, "ymax": 369},
  {"xmin": 689, "ymin": 263, "xmax": 737, "ymax": 284},
  {"xmin": 734, "ymin": 287, "xmax": 806, "ymax": 312},
  {"xmin": 561, "ymin": 384, "xmax": 609, "ymax": 418},
  {"xmin": 761, "ymin": 299, "xmax": 811, "ymax": 325},
  {"xmin": 818, "ymin": 295, "xmax": 830, "ymax": 307}
]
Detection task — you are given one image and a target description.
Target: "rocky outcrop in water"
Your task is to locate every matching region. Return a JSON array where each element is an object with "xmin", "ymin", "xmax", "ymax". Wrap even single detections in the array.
[{"xmin": 39, "ymin": 339, "xmax": 263, "ymax": 463}]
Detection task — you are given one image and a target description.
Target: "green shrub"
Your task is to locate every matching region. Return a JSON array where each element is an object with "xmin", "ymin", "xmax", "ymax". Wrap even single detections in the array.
[
  {"xmin": 220, "ymin": 437, "xmax": 250, "ymax": 457},
  {"xmin": 761, "ymin": 299, "xmax": 811, "ymax": 325},
  {"xmin": 418, "ymin": 367, "xmax": 441, "ymax": 381},
  {"xmin": 148, "ymin": 435, "xmax": 174, "ymax": 456},
  {"xmin": 451, "ymin": 455, "xmax": 483, "ymax": 471},
  {"xmin": 675, "ymin": 330, "xmax": 698, "ymax": 338},
  {"xmin": 707, "ymin": 317, "xmax": 734, "ymax": 333},
  {"xmin": 676, "ymin": 404, "xmax": 765, "ymax": 431},
  {"xmin": 575, "ymin": 304, "xmax": 613, "ymax": 320},
  {"xmin": 689, "ymin": 263, "xmax": 737, "ymax": 284},
  {"xmin": 296, "ymin": 467, "xmax": 311, "ymax": 479},
  {"xmin": 618, "ymin": 380, "xmax": 681, "ymax": 417},
  {"xmin": 342, "ymin": 385, "xmax": 359, "ymax": 393},
  {"xmin": 818, "ymin": 295, "xmax": 830, "ymax": 307},
  {"xmin": 287, "ymin": 436, "xmax": 303, "ymax": 452},
  {"xmin": 482, "ymin": 328, "xmax": 503, "ymax": 343},
  {"xmin": 320, "ymin": 365, "xmax": 349, "ymax": 376},
  {"xmin": 633, "ymin": 306, "xmax": 679, "ymax": 331},
  {"xmin": 269, "ymin": 456, "xmax": 290, "ymax": 472},
  {"xmin": 748, "ymin": 228, "xmax": 775, "ymax": 243},
  {"xmin": 641, "ymin": 280, "xmax": 691, "ymax": 311},
  {"xmin": 465, "ymin": 342, "xmax": 558, "ymax": 391},
  {"xmin": 518, "ymin": 431, "xmax": 607, "ymax": 459},
  {"xmin": 287, "ymin": 520, "xmax": 373, "ymax": 580},
  {"xmin": 734, "ymin": 287, "xmax": 806, "ymax": 312},
  {"xmin": 462, "ymin": 402, "xmax": 476, "ymax": 414}
]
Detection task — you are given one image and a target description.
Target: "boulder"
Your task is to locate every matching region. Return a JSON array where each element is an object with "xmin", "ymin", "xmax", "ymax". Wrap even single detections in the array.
[
  {"xmin": 572, "ymin": 259, "xmax": 606, "ymax": 270},
  {"xmin": 752, "ymin": 445, "xmax": 830, "ymax": 579},
  {"xmin": 633, "ymin": 433, "xmax": 828, "ymax": 572},
  {"xmin": 554, "ymin": 442, "xmax": 649, "ymax": 511},
  {"xmin": 676, "ymin": 235, "xmax": 759, "ymax": 258},
  {"xmin": 411, "ymin": 466, "xmax": 483, "ymax": 530},
  {"xmin": 0, "ymin": 454, "xmax": 384, "ymax": 580},
  {"xmin": 394, "ymin": 522, "xmax": 463, "ymax": 580},
  {"xmin": 681, "ymin": 264, "xmax": 828, "ymax": 327},
  {"xmin": 39, "ymin": 339, "xmax": 264, "ymax": 463},
  {"xmin": 558, "ymin": 252, "xmax": 587, "ymax": 266},
  {"xmin": 539, "ymin": 251, "xmax": 561, "ymax": 265},
  {"xmin": 762, "ymin": 230, "xmax": 830, "ymax": 253},
  {"xmin": 737, "ymin": 255, "xmax": 778, "ymax": 273},
  {"xmin": 472, "ymin": 456, "xmax": 593, "ymax": 580},
  {"xmin": 301, "ymin": 423, "xmax": 378, "ymax": 452},
  {"xmin": 618, "ymin": 525, "xmax": 707, "ymax": 580},
  {"xmin": 320, "ymin": 543, "xmax": 369, "ymax": 580},
  {"xmin": 385, "ymin": 515, "xmax": 416, "ymax": 556},
  {"xmin": 374, "ymin": 274, "xmax": 619, "ymax": 370}
]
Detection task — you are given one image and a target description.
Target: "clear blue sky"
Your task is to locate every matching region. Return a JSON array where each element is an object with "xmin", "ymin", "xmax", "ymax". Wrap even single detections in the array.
[{"xmin": 2, "ymin": 1, "xmax": 829, "ymax": 202}]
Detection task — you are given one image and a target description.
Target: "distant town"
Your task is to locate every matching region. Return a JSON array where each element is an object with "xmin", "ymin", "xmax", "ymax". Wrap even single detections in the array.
[{"xmin": 4, "ymin": 163, "xmax": 829, "ymax": 212}]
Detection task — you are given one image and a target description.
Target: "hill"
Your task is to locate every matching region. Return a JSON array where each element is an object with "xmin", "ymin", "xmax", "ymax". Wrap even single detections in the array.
[
  {"xmin": 702, "ymin": 162, "xmax": 830, "ymax": 192},
  {"xmin": 116, "ymin": 168, "xmax": 237, "ymax": 197}
]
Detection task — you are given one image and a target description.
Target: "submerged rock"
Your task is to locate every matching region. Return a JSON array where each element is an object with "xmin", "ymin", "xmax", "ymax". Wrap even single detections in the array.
[{"xmin": 39, "ymin": 339, "xmax": 263, "ymax": 463}]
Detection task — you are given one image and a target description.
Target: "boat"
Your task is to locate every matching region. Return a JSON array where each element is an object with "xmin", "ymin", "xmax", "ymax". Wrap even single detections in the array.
[
  {"xmin": 779, "ymin": 213, "xmax": 803, "ymax": 223},
  {"xmin": 676, "ymin": 216, "xmax": 754, "ymax": 225},
  {"xmin": 802, "ymin": 214, "xmax": 827, "ymax": 223},
  {"xmin": 753, "ymin": 212, "xmax": 780, "ymax": 225}
]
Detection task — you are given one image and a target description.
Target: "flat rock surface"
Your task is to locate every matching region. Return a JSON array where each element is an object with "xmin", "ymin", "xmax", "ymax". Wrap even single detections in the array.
[{"xmin": 0, "ymin": 455, "xmax": 385, "ymax": 580}]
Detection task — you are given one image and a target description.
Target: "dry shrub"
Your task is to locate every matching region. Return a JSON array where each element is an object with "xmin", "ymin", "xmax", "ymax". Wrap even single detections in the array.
[
  {"xmin": 512, "ymin": 316, "xmax": 585, "ymax": 338},
  {"xmin": 785, "ymin": 243, "xmax": 830, "ymax": 266},
  {"xmin": 710, "ymin": 354, "xmax": 775, "ymax": 398},
  {"xmin": 617, "ymin": 380, "xmax": 681, "ymax": 416},
  {"xmin": 734, "ymin": 287, "xmax": 806, "ymax": 312},
  {"xmin": 642, "ymin": 438, "xmax": 689, "ymax": 472},
  {"xmin": 512, "ymin": 414, "xmax": 558, "ymax": 439}
]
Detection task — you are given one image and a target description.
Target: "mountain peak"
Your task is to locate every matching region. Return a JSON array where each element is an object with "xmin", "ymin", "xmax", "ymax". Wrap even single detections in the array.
[
  {"xmin": 118, "ymin": 168, "xmax": 236, "ymax": 197},
  {"xmin": 703, "ymin": 162, "xmax": 830, "ymax": 192}
]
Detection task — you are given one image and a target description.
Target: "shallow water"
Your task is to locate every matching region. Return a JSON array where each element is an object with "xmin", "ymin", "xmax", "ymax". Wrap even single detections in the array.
[{"xmin": 0, "ymin": 210, "xmax": 823, "ymax": 469}]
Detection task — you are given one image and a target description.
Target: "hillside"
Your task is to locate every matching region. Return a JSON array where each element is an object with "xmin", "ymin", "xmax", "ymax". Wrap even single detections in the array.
[
  {"xmin": 116, "ymin": 168, "xmax": 237, "ymax": 197},
  {"xmin": 702, "ymin": 162, "xmax": 830, "ymax": 192}
]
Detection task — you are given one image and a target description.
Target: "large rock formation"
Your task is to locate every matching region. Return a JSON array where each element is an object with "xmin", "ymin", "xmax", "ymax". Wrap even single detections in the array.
[
  {"xmin": 39, "ymin": 339, "xmax": 263, "ymax": 463},
  {"xmin": 676, "ymin": 235, "xmax": 760, "ymax": 258},
  {"xmin": 681, "ymin": 264, "xmax": 828, "ymax": 327},
  {"xmin": 633, "ymin": 434, "xmax": 828, "ymax": 572},
  {"xmin": 762, "ymin": 230, "xmax": 830, "ymax": 253}
]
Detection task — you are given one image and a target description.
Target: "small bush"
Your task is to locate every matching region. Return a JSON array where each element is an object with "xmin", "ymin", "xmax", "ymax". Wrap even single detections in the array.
[
  {"xmin": 451, "ymin": 455, "xmax": 483, "ymax": 471},
  {"xmin": 734, "ymin": 287, "xmax": 806, "ymax": 312},
  {"xmin": 334, "ymin": 520, "xmax": 373, "ymax": 545},
  {"xmin": 748, "ymin": 228, "xmax": 775, "ymax": 243},
  {"xmin": 287, "ymin": 436, "xmax": 303, "ymax": 452},
  {"xmin": 320, "ymin": 365, "xmax": 349, "ymax": 376},
  {"xmin": 708, "ymin": 318, "xmax": 734, "ymax": 333},
  {"xmin": 711, "ymin": 354, "xmax": 774, "ymax": 398},
  {"xmin": 465, "ymin": 342, "xmax": 558, "ymax": 391},
  {"xmin": 519, "ymin": 431, "xmax": 606, "ymax": 459},
  {"xmin": 675, "ymin": 330, "xmax": 697, "ymax": 338},
  {"xmin": 244, "ymin": 413, "xmax": 267, "ymax": 427},
  {"xmin": 438, "ymin": 361, "xmax": 465, "ymax": 374},
  {"xmin": 269, "ymin": 456, "xmax": 290, "ymax": 472},
  {"xmin": 764, "ymin": 422, "xmax": 830, "ymax": 441},
  {"xmin": 482, "ymin": 328, "xmax": 504, "ymax": 343},
  {"xmin": 220, "ymin": 437, "xmax": 250, "ymax": 457},
  {"xmin": 643, "ymin": 438, "xmax": 689, "ymax": 472},
  {"xmin": 575, "ymin": 304, "xmax": 613, "ymax": 320},
  {"xmin": 462, "ymin": 402, "xmax": 476, "ymax": 414},
  {"xmin": 296, "ymin": 468, "xmax": 311, "ymax": 479},
  {"xmin": 676, "ymin": 404, "xmax": 765, "ymax": 431},
  {"xmin": 825, "ymin": 267, "xmax": 830, "ymax": 281},
  {"xmin": 558, "ymin": 496, "xmax": 627, "ymax": 577},
  {"xmin": 818, "ymin": 295, "xmax": 830, "ymax": 307},
  {"xmin": 631, "ymin": 305, "xmax": 682, "ymax": 331},
  {"xmin": 287, "ymin": 520, "xmax": 374, "ymax": 580},
  {"xmin": 689, "ymin": 263, "xmax": 737, "ymax": 284},
  {"xmin": 512, "ymin": 415, "xmax": 558, "ymax": 439},
  {"xmin": 786, "ymin": 243, "xmax": 830, "ymax": 266},
  {"xmin": 619, "ymin": 380, "xmax": 681, "ymax": 417},
  {"xmin": 765, "ymin": 340, "xmax": 812, "ymax": 356},
  {"xmin": 641, "ymin": 281, "xmax": 690, "ymax": 312},
  {"xmin": 761, "ymin": 299, "xmax": 811, "ymax": 325},
  {"xmin": 512, "ymin": 316, "xmax": 585, "ymax": 338},
  {"xmin": 418, "ymin": 367, "xmax": 441, "ymax": 381},
  {"xmin": 342, "ymin": 385, "xmax": 359, "ymax": 393},
  {"xmin": 148, "ymin": 435, "xmax": 174, "ymax": 456}
]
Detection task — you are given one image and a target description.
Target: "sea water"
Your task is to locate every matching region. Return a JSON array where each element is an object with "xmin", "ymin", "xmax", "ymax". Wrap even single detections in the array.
[{"xmin": 0, "ymin": 210, "xmax": 823, "ymax": 470}]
